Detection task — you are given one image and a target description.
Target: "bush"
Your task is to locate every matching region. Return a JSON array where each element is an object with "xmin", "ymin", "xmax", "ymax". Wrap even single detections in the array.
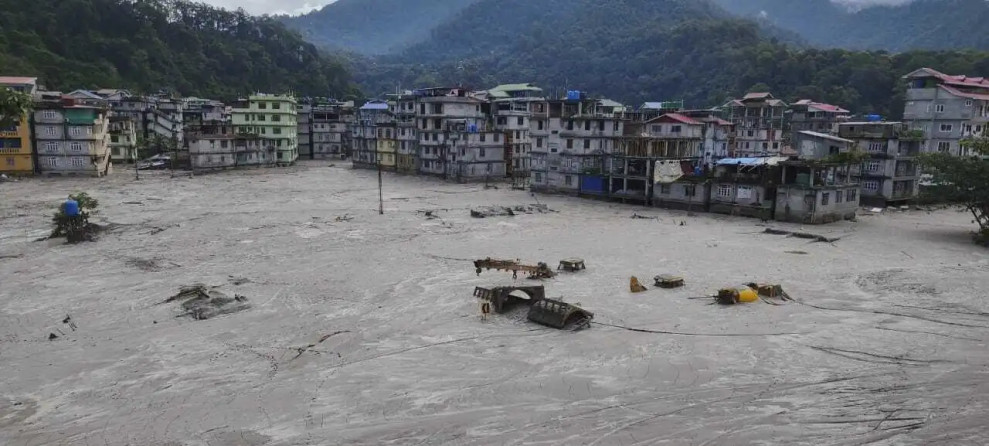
[{"xmin": 51, "ymin": 192, "xmax": 100, "ymax": 243}]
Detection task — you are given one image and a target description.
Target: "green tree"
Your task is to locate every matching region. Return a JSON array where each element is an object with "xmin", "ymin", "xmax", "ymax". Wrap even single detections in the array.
[
  {"xmin": 0, "ymin": 88, "xmax": 33, "ymax": 129},
  {"xmin": 918, "ymin": 138, "xmax": 989, "ymax": 246}
]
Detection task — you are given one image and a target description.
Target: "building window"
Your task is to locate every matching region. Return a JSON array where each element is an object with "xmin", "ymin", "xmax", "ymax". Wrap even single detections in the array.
[
  {"xmin": 684, "ymin": 184, "xmax": 696, "ymax": 197},
  {"xmin": 538, "ymin": 120, "xmax": 544, "ymax": 130},
  {"xmin": 47, "ymin": 158, "xmax": 57, "ymax": 167},
  {"xmin": 71, "ymin": 158, "xmax": 85, "ymax": 167},
  {"xmin": 221, "ymin": 140, "xmax": 228, "ymax": 148},
  {"xmin": 866, "ymin": 160, "xmax": 881, "ymax": 172},
  {"xmin": 494, "ymin": 133, "xmax": 500, "ymax": 142},
  {"xmin": 43, "ymin": 110, "xmax": 57, "ymax": 120},
  {"xmin": 939, "ymin": 123, "xmax": 953, "ymax": 132},
  {"xmin": 258, "ymin": 102, "xmax": 267, "ymax": 109},
  {"xmin": 583, "ymin": 139, "xmax": 590, "ymax": 149},
  {"xmin": 821, "ymin": 192, "xmax": 830, "ymax": 205},
  {"xmin": 479, "ymin": 148, "xmax": 486, "ymax": 158},
  {"xmin": 272, "ymin": 102, "xmax": 280, "ymax": 110},
  {"xmin": 536, "ymin": 138, "xmax": 543, "ymax": 148},
  {"xmin": 70, "ymin": 142, "xmax": 83, "ymax": 152},
  {"xmin": 565, "ymin": 175, "xmax": 572, "ymax": 186},
  {"xmin": 937, "ymin": 141, "xmax": 950, "ymax": 152},
  {"xmin": 535, "ymin": 172, "xmax": 543, "ymax": 182},
  {"xmin": 747, "ymin": 130, "xmax": 754, "ymax": 137},
  {"xmin": 847, "ymin": 189, "xmax": 857, "ymax": 201},
  {"xmin": 480, "ymin": 133, "xmax": 485, "ymax": 142},
  {"xmin": 965, "ymin": 100, "xmax": 973, "ymax": 107},
  {"xmin": 717, "ymin": 184, "xmax": 732, "ymax": 198},
  {"xmin": 517, "ymin": 117, "xmax": 524, "ymax": 126},
  {"xmin": 258, "ymin": 115, "xmax": 266, "ymax": 121},
  {"xmin": 566, "ymin": 139, "xmax": 573, "ymax": 149},
  {"xmin": 935, "ymin": 104, "xmax": 944, "ymax": 113},
  {"xmin": 272, "ymin": 115, "xmax": 280, "ymax": 122},
  {"xmin": 864, "ymin": 180, "xmax": 879, "ymax": 191},
  {"xmin": 45, "ymin": 142, "xmax": 57, "ymax": 152},
  {"xmin": 584, "ymin": 121, "xmax": 591, "ymax": 131},
  {"xmin": 660, "ymin": 184, "xmax": 671, "ymax": 194},
  {"xmin": 70, "ymin": 127, "xmax": 83, "ymax": 136},
  {"xmin": 836, "ymin": 190, "xmax": 845, "ymax": 203},
  {"xmin": 671, "ymin": 125, "xmax": 682, "ymax": 133}
]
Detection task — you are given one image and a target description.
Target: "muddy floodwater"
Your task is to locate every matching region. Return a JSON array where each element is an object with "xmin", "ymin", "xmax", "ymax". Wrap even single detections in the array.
[{"xmin": 1, "ymin": 162, "xmax": 988, "ymax": 445}]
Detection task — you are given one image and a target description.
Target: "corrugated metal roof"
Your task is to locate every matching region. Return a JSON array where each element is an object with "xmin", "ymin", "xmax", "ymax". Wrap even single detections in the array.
[
  {"xmin": 0, "ymin": 76, "xmax": 37, "ymax": 85},
  {"xmin": 797, "ymin": 130, "xmax": 854, "ymax": 144},
  {"xmin": 717, "ymin": 156, "xmax": 788, "ymax": 166}
]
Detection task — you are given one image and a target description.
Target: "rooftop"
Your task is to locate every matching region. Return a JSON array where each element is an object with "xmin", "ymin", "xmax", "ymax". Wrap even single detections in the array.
[
  {"xmin": 797, "ymin": 130, "xmax": 854, "ymax": 144},
  {"xmin": 793, "ymin": 99, "xmax": 850, "ymax": 114},
  {"xmin": 904, "ymin": 67, "xmax": 989, "ymax": 90},
  {"xmin": 0, "ymin": 76, "xmax": 38, "ymax": 86}
]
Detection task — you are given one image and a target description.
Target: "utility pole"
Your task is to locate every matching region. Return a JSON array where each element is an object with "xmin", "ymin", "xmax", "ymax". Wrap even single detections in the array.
[{"xmin": 378, "ymin": 160, "xmax": 384, "ymax": 215}]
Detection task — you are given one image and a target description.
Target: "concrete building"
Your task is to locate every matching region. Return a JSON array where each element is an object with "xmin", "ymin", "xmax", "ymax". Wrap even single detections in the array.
[
  {"xmin": 721, "ymin": 92, "xmax": 787, "ymax": 156},
  {"xmin": 108, "ymin": 116, "xmax": 138, "ymax": 163},
  {"xmin": 413, "ymin": 87, "xmax": 503, "ymax": 181},
  {"xmin": 297, "ymin": 99, "xmax": 351, "ymax": 160},
  {"xmin": 0, "ymin": 76, "xmax": 38, "ymax": 175},
  {"xmin": 489, "ymin": 83, "xmax": 543, "ymax": 186},
  {"xmin": 530, "ymin": 95, "xmax": 624, "ymax": 194},
  {"xmin": 352, "ymin": 100, "xmax": 389, "ymax": 169},
  {"xmin": 390, "ymin": 93, "xmax": 418, "ymax": 173},
  {"xmin": 709, "ymin": 157, "xmax": 785, "ymax": 220},
  {"xmin": 609, "ymin": 113, "xmax": 704, "ymax": 205},
  {"xmin": 775, "ymin": 131, "xmax": 860, "ymax": 224},
  {"xmin": 902, "ymin": 67, "xmax": 989, "ymax": 156},
  {"xmin": 788, "ymin": 100, "xmax": 850, "ymax": 134},
  {"xmin": 231, "ymin": 94, "xmax": 298, "ymax": 165},
  {"xmin": 838, "ymin": 121, "xmax": 922, "ymax": 207},
  {"xmin": 33, "ymin": 95, "xmax": 111, "ymax": 176}
]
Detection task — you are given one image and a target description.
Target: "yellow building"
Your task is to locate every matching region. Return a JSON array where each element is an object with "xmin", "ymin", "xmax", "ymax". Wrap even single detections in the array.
[
  {"xmin": 0, "ymin": 76, "xmax": 39, "ymax": 175},
  {"xmin": 375, "ymin": 124, "xmax": 397, "ymax": 171},
  {"xmin": 0, "ymin": 115, "xmax": 33, "ymax": 175}
]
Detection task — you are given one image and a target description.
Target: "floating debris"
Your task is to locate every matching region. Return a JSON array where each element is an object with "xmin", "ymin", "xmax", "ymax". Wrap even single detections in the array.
[
  {"xmin": 474, "ymin": 258, "xmax": 555, "ymax": 279},
  {"xmin": 470, "ymin": 204, "xmax": 555, "ymax": 218},
  {"xmin": 165, "ymin": 284, "xmax": 250, "ymax": 320},
  {"xmin": 764, "ymin": 228, "xmax": 840, "ymax": 243},
  {"xmin": 557, "ymin": 258, "xmax": 586, "ymax": 272},
  {"xmin": 630, "ymin": 276, "xmax": 648, "ymax": 293},
  {"xmin": 654, "ymin": 275, "xmax": 685, "ymax": 289}
]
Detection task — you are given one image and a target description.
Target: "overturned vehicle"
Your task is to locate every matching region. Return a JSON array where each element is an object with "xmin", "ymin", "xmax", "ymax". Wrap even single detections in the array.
[{"xmin": 473, "ymin": 285, "xmax": 593, "ymax": 330}]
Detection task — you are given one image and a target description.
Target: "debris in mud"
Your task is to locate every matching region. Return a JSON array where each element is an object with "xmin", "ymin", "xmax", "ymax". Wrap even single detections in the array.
[
  {"xmin": 470, "ymin": 204, "xmax": 555, "ymax": 218},
  {"xmin": 474, "ymin": 258, "xmax": 555, "ymax": 279},
  {"xmin": 334, "ymin": 214, "xmax": 354, "ymax": 222},
  {"xmin": 62, "ymin": 315, "xmax": 77, "ymax": 331},
  {"xmin": 228, "ymin": 276, "xmax": 251, "ymax": 285},
  {"xmin": 473, "ymin": 285, "xmax": 592, "ymax": 330},
  {"xmin": 630, "ymin": 276, "xmax": 648, "ymax": 293},
  {"xmin": 165, "ymin": 284, "xmax": 250, "ymax": 320},
  {"xmin": 48, "ymin": 333, "xmax": 58, "ymax": 340},
  {"xmin": 785, "ymin": 250, "xmax": 809, "ymax": 255},
  {"xmin": 763, "ymin": 228, "xmax": 840, "ymax": 243},
  {"xmin": 290, "ymin": 330, "xmax": 351, "ymax": 360},
  {"xmin": 630, "ymin": 213, "xmax": 658, "ymax": 220},
  {"xmin": 557, "ymin": 258, "xmax": 586, "ymax": 272},
  {"xmin": 654, "ymin": 275, "xmax": 685, "ymax": 288}
]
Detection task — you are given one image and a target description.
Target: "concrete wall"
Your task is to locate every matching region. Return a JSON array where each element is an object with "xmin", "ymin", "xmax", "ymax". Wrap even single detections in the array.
[
  {"xmin": 775, "ymin": 186, "xmax": 859, "ymax": 224},
  {"xmin": 652, "ymin": 182, "xmax": 710, "ymax": 211}
]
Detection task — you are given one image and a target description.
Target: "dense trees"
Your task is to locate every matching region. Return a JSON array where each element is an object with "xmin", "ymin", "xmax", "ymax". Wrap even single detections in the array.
[
  {"xmin": 0, "ymin": 88, "xmax": 32, "ymax": 128},
  {"xmin": 919, "ymin": 138, "xmax": 989, "ymax": 246},
  {"xmin": 280, "ymin": 0, "xmax": 479, "ymax": 55},
  {"xmin": 712, "ymin": 0, "xmax": 989, "ymax": 52},
  {"xmin": 0, "ymin": 0, "xmax": 358, "ymax": 100},
  {"xmin": 357, "ymin": 13, "xmax": 989, "ymax": 118}
]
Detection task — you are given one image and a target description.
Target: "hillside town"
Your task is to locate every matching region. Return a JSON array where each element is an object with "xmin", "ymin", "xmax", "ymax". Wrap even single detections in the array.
[{"xmin": 2, "ymin": 67, "xmax": 988, "ymax": 224}]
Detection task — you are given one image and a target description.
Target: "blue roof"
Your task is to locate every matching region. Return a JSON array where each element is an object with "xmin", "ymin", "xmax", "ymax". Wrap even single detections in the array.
[
  {"xmin": 716, "ymin": 156, "xmax": 788, "ymax": 166},
  {"xmin": 360, "ymin": 101, "xmax": 389, "ymax": 110}
]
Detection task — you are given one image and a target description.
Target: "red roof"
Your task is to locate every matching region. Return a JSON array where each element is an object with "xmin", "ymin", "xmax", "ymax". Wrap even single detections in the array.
[
  {"xmin": 661, "ymin": 113, "xmax": 702, "ymax": 125},
  {"xmin": 743, "ymin": 92, "xmax": 772, "ymax": 100},
  {"xmin": 795, "ymin": 100, "xmax": 849, "ymax": 114},
  {"xmin": 940, "ymin": 85, "xmax": 989, "ymax": 101},
  {"xmin": 0, "ymin": 76, "xmax": 37, "ymax": 85},
  {"xmin": 908, "ymin": 68, "xmax": 989, "ymax": 89}
]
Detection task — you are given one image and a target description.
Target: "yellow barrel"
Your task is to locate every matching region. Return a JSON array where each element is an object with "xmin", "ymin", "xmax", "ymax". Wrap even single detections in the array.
[{"xmin": 736, "ymin": 286, "xmax": 759, "ymax": 303}]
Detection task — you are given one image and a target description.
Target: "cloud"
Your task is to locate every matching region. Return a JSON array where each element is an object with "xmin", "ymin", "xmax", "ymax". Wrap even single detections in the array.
[
  {"xmin": 830, "ymin": 0, "xmax": 917, "ymax": 11},
  {"xmin": 198, "ymin": 0, "xmax": 332, "ymax": 15}
]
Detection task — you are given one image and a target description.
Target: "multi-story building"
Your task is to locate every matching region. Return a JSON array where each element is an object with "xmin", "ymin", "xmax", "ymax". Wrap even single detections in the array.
[
  {"xmin": 788, "ymin": 99, "xmax": 850, "ymax": 134},
  {"xmin": 489, "ymin": 83, "xmax": 543, "ymax": 186},
  {"xmin": 620, "ymin": 113, "xmax": 705, "ymax": 208},
  {"xmin": 530, "ymin": 94, "xmax": 624, "ymax": 194},
  {"xmin": 390, "ymin": 93, "xmax": 418, "ymax": 173},
  {"xmin": 297, "ymin": 99, "xmax": 352, "ymax": 160},
  {"xmin": 837, "ymin": 121, "xmax": 922, "ymax": 207},
  {"xmin": 352, "ymin": 100, "xmax": 389, "ymax": 168},
  {"xmin": 721, "ymin": 92, "xmax": 787, "ymax": 156},
  {"xmin": 902, "ymin": 67, "xmax": 989, "ymax": 156},
  {"xmin": 774, "ymin": 131, "xmax": 861, "ymax": 224},
  {"xmin": 0, "ymin": 76, "xmax": 38, "ymax": 175},
  {"xmin": 33, "ymin": 94, "xmax": 111, "ymax": 176},
  {"xmin": 108, "ymin": 116, "xmax": 138, "ymax": 163},
  {"xmin": 376, "ymin": 111, "xmax": 398, "ymax": 171},
  {"xmin": 680, "ymin": 109, "xmax": 734, "ymax": 168},
  {"xmin": 231, "ymin": 94, "xmax": 298, "ymax": 166},
  {"xmin": 414, "ymin": 87, "xmax": 504, "ymax": 181}
]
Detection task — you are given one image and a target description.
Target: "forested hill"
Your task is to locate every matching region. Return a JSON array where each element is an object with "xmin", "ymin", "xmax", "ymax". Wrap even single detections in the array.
[
  {"xmin": 712, "ymin": 0, "xmax": 989, "ymax": 51},
  {"xmin": 358, "ymin": 0, "xmax": 989, "ymax": 118},
  {"xmin": 280, "ymin": 0, "xmax": 479, "ymax": 55},
  {"xmin": 0, "ymin": 0, "xmax": 358, "ymax": 99}
]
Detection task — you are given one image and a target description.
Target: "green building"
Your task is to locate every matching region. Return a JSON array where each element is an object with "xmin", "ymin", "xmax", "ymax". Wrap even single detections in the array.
[{"xmin": 232, "ymin": 94, "xmax": 298, "ymax": 165}]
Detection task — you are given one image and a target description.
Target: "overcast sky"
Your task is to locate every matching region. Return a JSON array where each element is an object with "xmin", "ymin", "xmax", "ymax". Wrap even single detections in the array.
[{"xmin": 198, "ymin": 0, "xmax": 919, "ymax": 16}]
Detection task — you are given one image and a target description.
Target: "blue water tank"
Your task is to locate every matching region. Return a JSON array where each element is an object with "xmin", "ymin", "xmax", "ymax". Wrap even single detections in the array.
[
  {"xmin": 566, "ymin": 90, "xmax": 581, "ymax": 101},
  {"xmin": 867, "ymin": 114, "xmax": 882, "ymax": 122},
  {"xmin": 64, "ymin": 199, "xmax": 80, "ymax": 217}
]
